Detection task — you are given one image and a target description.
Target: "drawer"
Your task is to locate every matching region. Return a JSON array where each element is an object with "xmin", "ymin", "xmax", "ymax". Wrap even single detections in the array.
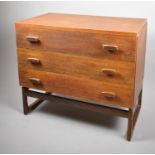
[
  {"xmin": 18, "ymin": 48, "xmax": 135, "ymax": 86},
  {"xmin": 16, "ymin": 24, "xmax": 136, "ymax": 61},
  {"xmin": 19, "ymin": 69, "xmax": 134, "ymax": 108}
]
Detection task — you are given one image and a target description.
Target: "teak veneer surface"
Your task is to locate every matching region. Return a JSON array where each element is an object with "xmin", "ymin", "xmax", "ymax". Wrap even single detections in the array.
[
  {"xmin": 16, "ymin": 25, "xmax": 136, "ymax": 61},
  {"xmin": 18, "ymin": 48, "xmax": 135, "ymax": 86},
  {"xmin": 16, "ymin": 13, "xmax": 147, "ymax": 109},
  {"xmin": 16, "ymin": 13, "xmax": 146, "ymax": 35},
  {"xmin": 19, "ymin": 69, "xmax": 133, "ymax": 108}
]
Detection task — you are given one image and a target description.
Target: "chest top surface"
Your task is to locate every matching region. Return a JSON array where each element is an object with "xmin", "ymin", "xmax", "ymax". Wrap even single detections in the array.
[{"xmin": 16, "ymin": 13, "xmax": 146, "ymax": 35}]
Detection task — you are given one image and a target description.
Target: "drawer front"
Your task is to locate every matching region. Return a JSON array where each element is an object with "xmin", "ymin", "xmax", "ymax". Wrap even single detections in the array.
[
  {"xmin": 19, "ymin": 69, "xmax": 134, "ymax": 108},
  {"xmin": 16, "ymin": 25, "xmax": 136, "ymax": 61},
  {"xmin": 18, "ymin": 48, "xmax": 135, "ymax": 86}
]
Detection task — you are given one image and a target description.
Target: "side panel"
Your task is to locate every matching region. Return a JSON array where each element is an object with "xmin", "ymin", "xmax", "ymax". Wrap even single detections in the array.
[{"xmin": 134, "ymin": 22, "xmax": 147, "ymax": 107}]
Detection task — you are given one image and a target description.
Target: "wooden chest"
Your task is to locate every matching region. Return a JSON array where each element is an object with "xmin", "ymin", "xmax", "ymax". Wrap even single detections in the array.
[{"xmin": 15, "ymin": 13, "xmax": 147, "ymax": 140}]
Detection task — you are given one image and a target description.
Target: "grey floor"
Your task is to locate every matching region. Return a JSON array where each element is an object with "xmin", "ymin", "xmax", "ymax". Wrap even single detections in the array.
[{"xmin": 0, "ymin": 1, "xmax": 155, "ymax": 154}]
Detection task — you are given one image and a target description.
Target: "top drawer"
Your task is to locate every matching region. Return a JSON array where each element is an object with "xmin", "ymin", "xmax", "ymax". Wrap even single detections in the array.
[{"xmin": 16, "ymin": 25, "xmax": 137, "ymax": 61}]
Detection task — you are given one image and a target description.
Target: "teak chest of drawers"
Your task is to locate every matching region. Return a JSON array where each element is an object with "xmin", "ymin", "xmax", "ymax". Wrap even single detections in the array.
[{"xmin": 15, "ymin": 13, "xmax": 147, "ymax": 140}]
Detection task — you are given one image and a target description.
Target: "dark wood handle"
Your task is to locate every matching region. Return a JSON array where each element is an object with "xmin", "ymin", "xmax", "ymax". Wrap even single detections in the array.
[
  {"xmin": 101, "ymin": 68, "xmax": 117, "ymax": 77},
  {"xmin": 29, "ymin": 78, "xmax": 41, "ymax": 85},
  {"xmin": 102, "ymin": 44, "xmax": 118, "ymax": 53},
  {"xmin": 26, "ymin": 36, "xmax": 40, "ymax": 43},
  {"xmin": 27, "ymin": 58, "xmax": 40, "ymax": 64},
  {"xmin": 101, "ymin": 91, "xmax": 116, "ymax": 99}
]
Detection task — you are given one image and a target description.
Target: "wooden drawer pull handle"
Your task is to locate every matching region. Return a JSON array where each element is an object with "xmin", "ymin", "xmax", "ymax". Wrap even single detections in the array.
[
  {"xmin": 27, "ymin": 58, "xmax": 40, "ymax": 64},
  {"xmin": 102, "ymin": 44, "xmax": 118, "ymax": 53},
  {"xmin": 26, "ymin": 36, "xmax": 40, "ymax": 43},
  {"xmin": 101, "ymin": 91, "xmax": 116, "ymax": 98},
  {"xmin": 29, "ymin": 78, "xmax": 41, "ymax": 85},
  {"xmin": 101, "ymin": 69, "xmax": 117, "ymax": 76}
]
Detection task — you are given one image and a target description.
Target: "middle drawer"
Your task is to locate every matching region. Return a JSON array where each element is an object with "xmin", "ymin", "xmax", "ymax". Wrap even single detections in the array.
[{"xmin": 18, "ymin": 48, "xmax": 135, "ymax": 86}]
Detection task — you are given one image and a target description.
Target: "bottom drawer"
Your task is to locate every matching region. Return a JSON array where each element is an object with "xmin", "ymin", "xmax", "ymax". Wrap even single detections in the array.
[{"xmin": 19, "ymin": 70, "xmax": 134, "ymax": 108}]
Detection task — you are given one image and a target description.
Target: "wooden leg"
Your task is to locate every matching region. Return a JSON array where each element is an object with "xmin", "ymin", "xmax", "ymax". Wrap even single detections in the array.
[
  {"xmin": 138, "ymin": 89, "xmax": 142, "ymax": 106},
  {"xmin": 22, "ymin": 87, "xmax": 29, "ymax": 114},
  {"xmin": 127, "ymin": 109, "xmax": 133, "ymax": 141},
  {"xmin": 127, "ymin": 89, "xmax": 142, "ymax": 141},
  {"xmin": 22, "ymin": 87, "xmax": 45, "ymax": 115}
]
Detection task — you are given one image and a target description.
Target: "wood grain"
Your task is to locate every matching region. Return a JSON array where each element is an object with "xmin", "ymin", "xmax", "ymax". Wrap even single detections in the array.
[
  {"xmin": 17, "ymin": 48, "xmax": 135, "ymax": 86},
  {"xmin": 16, "ymin": 24, "xmax": 136, "ymax": 61},
  {"xmin": 15, "ymin": 13, "xmax": 147, "ymax": 110},
  {"xmin": 19, "ymin": 69, "xmax": 134, "ymax": 108},
  {"xmin": 16, "ymin": 13, "xmax": 146, "ymax": 35},
  {"xmin": 133, "ymin": 22, "xmax": 147, "ymax": 107}
]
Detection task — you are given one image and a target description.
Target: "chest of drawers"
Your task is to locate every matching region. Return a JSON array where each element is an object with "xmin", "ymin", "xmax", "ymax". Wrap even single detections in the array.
[{"xmin": 15, "ymin": 13, "xmax": 147, "ymax": 140}]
